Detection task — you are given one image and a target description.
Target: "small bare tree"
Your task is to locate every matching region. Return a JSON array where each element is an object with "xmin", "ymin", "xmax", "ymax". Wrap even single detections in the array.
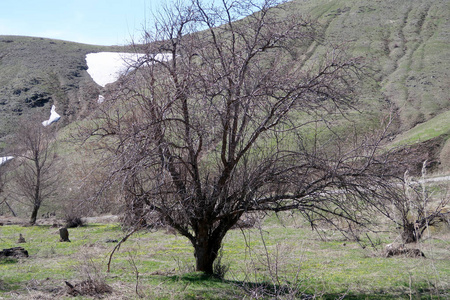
[
  {"xmin": 381, "ymin": 162, "xmax": 450, "ymax": 244},
  {"xmin": 0, "ymin": 156, "xmax": 16, "ymax": 216},
  {"xmin": 87, "ymin": 0, "xmax": 400, "ymax": 274},
  {"xmin": 11, "ymin": 114, "xmax": 60, "ymax": 225}
]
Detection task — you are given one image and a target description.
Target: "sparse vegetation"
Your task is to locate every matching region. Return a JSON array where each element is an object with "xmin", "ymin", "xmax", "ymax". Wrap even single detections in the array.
[{"xmin": 0, "ymin": 214, "xmax": 449, "ymax": 299}]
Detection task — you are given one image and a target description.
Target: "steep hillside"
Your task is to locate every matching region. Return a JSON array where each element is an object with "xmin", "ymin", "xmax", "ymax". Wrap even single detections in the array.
[
  {"xmin": 0, "ymin": 36, "xmax": 128, "ymax": 145},
  {"xmin": 289, "ymin": 0, "xmax": 449, "ymax": 132},
  {"xmin": 283, "ymin": 0, "xmax": 450, "ymax": 174}
]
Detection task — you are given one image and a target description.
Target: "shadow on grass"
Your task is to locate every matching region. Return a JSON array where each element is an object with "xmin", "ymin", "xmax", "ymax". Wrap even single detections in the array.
[
  {"xmin": 166, "ymin": 272, "xmax": 226, "ymax": 287},
  {"xmin": 323, "ymin": 290, "xmax": 449, "ymax": 299},
  {"xmin": 162, "ymin": 272, "xmax": 449, "ymax": 299},
  {"xmin": 165, "ymin": 272, "xmax": 310, "ymax": 298}
]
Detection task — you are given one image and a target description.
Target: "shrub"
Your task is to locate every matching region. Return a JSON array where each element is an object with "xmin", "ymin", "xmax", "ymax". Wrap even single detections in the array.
[{"xmin": 65, "ymin": 215, "xmax": 84, "ymax": 228}]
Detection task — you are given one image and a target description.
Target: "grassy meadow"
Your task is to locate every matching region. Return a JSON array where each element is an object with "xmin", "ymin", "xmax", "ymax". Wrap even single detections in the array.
[{"xmin": 1, "ymin": 213, "xmax": 449, "ymax": 299}]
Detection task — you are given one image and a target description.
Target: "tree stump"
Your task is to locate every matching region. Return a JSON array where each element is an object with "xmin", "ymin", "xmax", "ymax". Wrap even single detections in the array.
[
  {"xmin": 59, "ymin": 227, "xmax": 71, "ymax": 242},
  {"xmin": 17, "ymin": 233, "xmax": 26, "ymax": 243}
]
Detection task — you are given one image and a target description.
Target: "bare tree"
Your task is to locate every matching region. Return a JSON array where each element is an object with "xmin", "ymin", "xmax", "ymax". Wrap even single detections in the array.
[
  {"xmin": 0, "ymin": 156, "xmax": 16, "ymax": 216},
  {"xmin": 12, "ymin": 114, "xmax": 59, "ymax": 225},
  {"xmin": 380, "ymin": 162, "xmax": 450, "ymax": 244},
  {"xmin": 87, "ymin": 0, "xmax": 399, "ymax": 274}
]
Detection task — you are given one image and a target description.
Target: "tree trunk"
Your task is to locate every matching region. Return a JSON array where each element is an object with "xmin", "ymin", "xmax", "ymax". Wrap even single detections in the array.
[
  {"xmin": 401, "ymin": 222, "xmax": 420, "ymax": 243},
  {"xmin": 31, "ymin": 164, "xmax": 41, "ymax": 226},
  {"xmin": 30, "ymin": 205, "xmax": 39, "ymax": 225},
  {"xmin": 194, "ymin": 244, "xmax": 218, "ymax": 274},
  {"xmin": 193, "ymin": 227, "xmax": 223, "ymax": 274}
]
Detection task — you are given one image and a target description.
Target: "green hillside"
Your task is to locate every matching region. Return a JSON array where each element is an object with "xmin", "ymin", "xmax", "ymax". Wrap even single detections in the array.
[
  {"xmin": 291, "ymin": 0, "xmax": 449, "ymax": 129},
  {"xmin": 0, "ymin": 36, "xmax": 128, "ymax": 146},
  {"xmin": 288, "ymin": 0, "xmax": 450, "ymax": 173}
]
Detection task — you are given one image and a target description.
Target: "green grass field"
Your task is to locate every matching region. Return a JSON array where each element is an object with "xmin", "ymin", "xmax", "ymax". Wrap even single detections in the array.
[{"xmin": 1, "ymin": 214, "xmax": 449, "ymax": 299}]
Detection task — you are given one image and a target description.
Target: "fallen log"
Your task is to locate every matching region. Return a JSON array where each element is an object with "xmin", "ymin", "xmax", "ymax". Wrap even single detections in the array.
[
  {"xmin": 0, "ymin": 247, "xmax": 29, "ymax": 258},
  {"xmin": 385, "ymin": 248, "xmax": 425, "ymax": 258}
]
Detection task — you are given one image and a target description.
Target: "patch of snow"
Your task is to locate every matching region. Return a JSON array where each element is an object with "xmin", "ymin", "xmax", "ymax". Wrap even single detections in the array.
[
  {"xmin": 85, "ymin": 52, "xmax": 172, "ymax": 87},
  {"xmin": 0, "ymin": 156, "xmax": 14, "ymax": 165},
  {"xmin": 97, "ymin": 95, "xmax": 105, "ymax": 104},
  {"xmin": 152, "ymin": 53, "xmax": 173, "ymax": 62},
  {"xmin": 42, "ymin": 105, "xmax": 61, "ymax": 127},
  {"xmin": 86, "ymin": 52, "xmax": 144, "ymax": 87}
]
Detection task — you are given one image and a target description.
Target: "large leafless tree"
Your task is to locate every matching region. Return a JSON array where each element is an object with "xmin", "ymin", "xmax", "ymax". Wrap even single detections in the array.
[{"xmin": 88, "ymin": 0, "xmax": 399, "ymax": 273}]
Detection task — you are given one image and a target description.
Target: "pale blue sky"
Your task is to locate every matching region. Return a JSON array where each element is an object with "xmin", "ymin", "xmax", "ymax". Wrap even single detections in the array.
[{"xmin": 0, "ymin": 0, "xmax": 168, "ymax": 46}]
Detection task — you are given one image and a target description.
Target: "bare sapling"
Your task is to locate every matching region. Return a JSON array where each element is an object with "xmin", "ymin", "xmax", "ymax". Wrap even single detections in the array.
[
  {"xmin": 9, "ymin": 113, "xmax": 60, "ymax": 225},
  {"xmin": 396, "ymin": 161, "xmax": 449, "ymax": 244}
]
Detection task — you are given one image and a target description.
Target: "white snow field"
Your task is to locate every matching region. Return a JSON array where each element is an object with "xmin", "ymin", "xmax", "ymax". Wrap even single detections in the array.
[
  {"xmin": 85, "ymin": 52, "xmax": 172, "ymax": 87},
  {"xmin": 42, "ymin": 105, "xmax": 61, "ymax": 127}
]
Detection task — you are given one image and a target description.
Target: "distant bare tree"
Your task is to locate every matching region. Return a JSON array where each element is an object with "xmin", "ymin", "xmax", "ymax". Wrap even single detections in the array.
[
  {"xmin": 380, "ymin": 162, "xmax": 449, "ymax": 244},
  {"xmin": 0, "ymin": 157, "xmax": 15, "ymax": 216},
  {"xmin": 87, "ymin": 0, "xmax": 399, "ymax": 273},
  {"xmin": 12, "ymin": 114, "xmax": 60, "ymax": 225}
]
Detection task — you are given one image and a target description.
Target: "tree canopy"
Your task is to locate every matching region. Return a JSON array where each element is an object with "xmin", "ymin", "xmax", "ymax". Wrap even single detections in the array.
[{"xmin": 88, "ymin": 0, "xmax": 399, "ymax": 274}]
